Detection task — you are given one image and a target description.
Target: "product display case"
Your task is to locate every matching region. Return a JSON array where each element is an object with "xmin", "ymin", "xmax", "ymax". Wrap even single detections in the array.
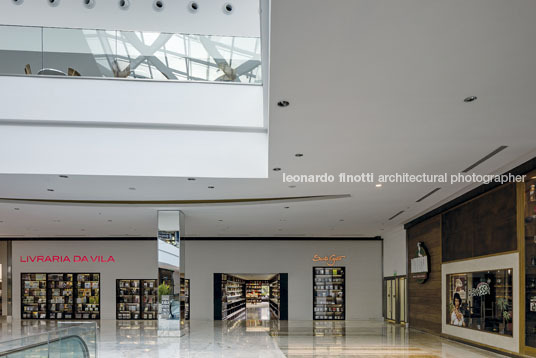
[
  {"xmin": 269, "ymin": 275, "xmax": 280, "ymax": 319},
  {"xmin": 313, "ymin": 267, "xmax": 345, "ymax": 320},
  {"xmin": 117, "ymin": 279, "xmax": 140, "ymax": 320},
  {"xmin": 47, "ymin": 273, "xmax": 74, "ymax": 319},
  {"xmin": 525, "ymin": 174, "xmax": 536, "ymax": 347},
  {"xmin": 141, "ymin": 279, "xmax": 158, "ymax": 320},
  {"xmin": 21, "ymin": 273, "xmax": 47, "ymax": 319},
  {"xmin": 75, "ymin": 273, "xmax": 100, "ymax": 319},
  {"xmin": 222, "ymin": 274, "xmax": 246, "ymax": 320},
  {"xmin": 181, "ymin": 278, "xmax": 190, "ymax": 320}
]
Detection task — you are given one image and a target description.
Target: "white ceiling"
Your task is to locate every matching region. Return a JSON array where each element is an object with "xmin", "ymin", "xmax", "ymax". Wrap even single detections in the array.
[{"xmin": 1, "ymin": 0, "xmax": 536, "ymax": 238}]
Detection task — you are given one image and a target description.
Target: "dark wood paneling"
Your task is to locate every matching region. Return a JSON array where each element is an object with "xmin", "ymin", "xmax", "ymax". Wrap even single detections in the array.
[
  {"xmin": 407, "ymin": 215, "xmax": 442, "ymax": 335},
  {"xmin": 442, "ymin": 183, "xmax": 517, "ymax": 262}
]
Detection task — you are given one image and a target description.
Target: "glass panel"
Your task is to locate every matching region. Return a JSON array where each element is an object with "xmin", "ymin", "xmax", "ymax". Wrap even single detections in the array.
[
  {"xmin": 525, "ymin": 173, "xmax": 536, "ymax": 347},
  {"xmin": 446, "ymin": 269, "xmax": 513, "ymax": 336},
  {"xmin": 0, "ymin": 25, "xmax": 262, "ymax": 83}
]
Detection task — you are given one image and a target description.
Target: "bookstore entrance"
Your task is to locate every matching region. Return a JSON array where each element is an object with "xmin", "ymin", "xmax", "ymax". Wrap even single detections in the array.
[{"xmin": 213, "ymin": 273, "xmax": 288, "ymax": 320}]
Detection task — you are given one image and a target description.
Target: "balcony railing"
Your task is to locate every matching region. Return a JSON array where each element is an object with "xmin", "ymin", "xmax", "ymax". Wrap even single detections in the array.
[{"xmin": 0, "ymin": 25, "xmax": 262, "ymax": 83}]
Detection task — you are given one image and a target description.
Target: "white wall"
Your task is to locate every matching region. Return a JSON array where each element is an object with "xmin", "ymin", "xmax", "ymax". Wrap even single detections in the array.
[
  {"xmin": 12, "ymin": 240, "xmax": 158, "ymax": 320},
  {"xmin": 184, "ymin": 239, "xmax": 383, "ymax": 320},
  {"xmin": 382, "ymin": 226, "xmax": 407, "ymax": 277}
]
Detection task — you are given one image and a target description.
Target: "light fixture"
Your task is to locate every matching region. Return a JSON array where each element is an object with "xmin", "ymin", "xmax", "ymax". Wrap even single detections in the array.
[
  {"xmin": 187, "ymin": 178, "xmax": 196, "ymax": 181},
  {"xmin": 277, "ymin": 100, "xmax": 290, "ymax": 107},
  {"xmin": 464, "ymin": 96, "xmax": 477, "ymax": 103},
  {"xmin": 288, "ymin": 185, "xmax": 296, "ymax": 188},
  {"xmin": 284, "ymin": 206, "xmax": 290, "ymax": 209},
  {"xmin": 48, "ymin": 0, "xmax": 60, "ymax": 6},
  {"xmin": 59, "ymin": 175, "xmax": 69, "ymax": 178},
  {"xmin": 208, "ymin": 186, "xmax": 215, "ymax": 189},
  {"xmin": 14, "ymin": 208, "xmax": 20, "ymax": 210},
  {"xmin": 119, "ymin": 0, "xmax": 129, "ymax": 9},
  {"xmin": 153, "ymin": 0, "xmax": 164, "ymax": 10},
  {"xmin": 375, "ymin": 183, "xmax": 382, "ymax": 187},
  {"xmin": 223, "ymin": 2, "xmax": 233, "ymax": 14},
  {"xmin": 107, "ymin": 219, "xmax": 113, "ymax": 222},
  {"xmin": 12, "ymin": 0, "xmax": 24, "ymax": 5},
  {"xmin": 531, "ymin": 176, "xmax": 536, "ymax": 179},
  {"xmin": 128, "ymin": 187, "xmax": 136, "ymax": 190},
  {"xmin": 273, "ymin": 167, "xmax": 281, "ymax": 171},
  {"xmin": 339, "ymin": 219, "xmax": 344, "ymax": 222},
  {"xmin": 218, "ymin": 219, "xmax": 223, "ymax": 222},
  {"xmin": 295, "ymin": 153, "xmax": 303, "ymax": 157},
  {"xmin": 83, "ymin": 0, "xmax": 95, "ymax": 8},
  {"xmin": 47, "ymin": 189, "xmax": 55, "ymax": 192},
  {"xmin": 188, "ymin": 1, "xmax": 198, "ymax": 12}
]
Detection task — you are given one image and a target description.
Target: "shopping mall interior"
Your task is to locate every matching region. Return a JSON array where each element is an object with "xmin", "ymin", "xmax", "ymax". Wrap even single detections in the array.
[{"xmin": 1, "ymin": 0, "xmax": 536, "ymax": 357}]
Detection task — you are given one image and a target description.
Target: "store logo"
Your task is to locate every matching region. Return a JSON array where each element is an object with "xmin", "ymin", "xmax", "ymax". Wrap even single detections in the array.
[
  {"xmin": 312, "ymin": 254, "xmax": 346, "ymax": 266},
  {"xmin": 468, "ymin": 282, "xmax": 490, "ymax": 297},
  {"xmin": 410, "ymin": 242, "xmax": 430, "ymax": 284},
  {"xmin": 20, "ymin": 255, "xmax": 116, "ymax": 263}
]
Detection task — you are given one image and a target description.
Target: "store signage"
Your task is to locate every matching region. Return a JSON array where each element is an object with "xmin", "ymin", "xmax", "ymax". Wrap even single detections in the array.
[
  {"xmin": 468, "ymin": 282, "xmax": 490, "ymax": 297},
  {"xmin": 410, "ymin": 242, "xmax": 430, "ymax": 283},
  {"xmin": 20, "ymin": 255, "xmax": 116, "ymax": 263},
  {"xmin": 312, "ymin": 254, "xmax": 346, "ymax": 266}
]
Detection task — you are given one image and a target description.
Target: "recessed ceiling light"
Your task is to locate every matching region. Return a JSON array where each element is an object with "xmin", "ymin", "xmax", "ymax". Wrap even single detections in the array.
[
  {"xmin": 59, "ymin": 175, "xmax": 69, "ymax": 178},
  {"xmin": 339, "ymin": 219, "xmax": 344, "ymax": 222},
  {"xmin": 273, "ymin": 168, "xmax": 281, "ymax": 171},
  {"xmin": 208, "ymin": 186, "xmax": 215, "ymax": 189},
  {"xmin": 14, "ymin": 208, "xmax": 20, "ymax": 210},
  {"xmin": 284, "ymin": 206, "xmax": 290, "ymax": 209},
  {"xmin": 375, "ymin": 183, "xmax": 382, "ymax": 187},
  {"xmin": 128, "ymin": 187, "xmax": 136, "ymax": 190},
  {"xmin": 107, "ymin": 219, "xmax": 112, "ymax": 222},
  {"xmin": 218, "ymin": 219, "xmax": 223, "ymax": 222},
  {"xmin": 187, "ymin": 178, "xmax": 196, "ymax": 181},
  {"xmin": 288, "ymin": 185, "xmax": 296, "ymax": 188},
  {"xmin": 295, "ymin": 153, "xmax": 303, "ymax": 157},
  {"xmin": 277, "ymin": 100, "xmax": 290, "ymax": 108},
  {"xmin": 464, "ymin": 96, "xmax": 477, "ymax": 103},
  {"xmin": 47, "ymin": 189, "xmax": 55, "ymax": 192}
]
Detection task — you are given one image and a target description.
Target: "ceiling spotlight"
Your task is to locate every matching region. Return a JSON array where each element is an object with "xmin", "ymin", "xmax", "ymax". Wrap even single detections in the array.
[
  {"xmin": 47, "ymin": 189, "xmax": 55, "ymax": 192},
  {"xmin": 59, "ymin": 175, "xmax": 69, "ymax": 178},
  {"xmin": 128, "ymin": 187, "xmax": 136, "ymax": 190},
  {"xmin": 295, "ymin": 153, "xmax": 303, "ymax": 157},
  {"xmin": 464, "ymin": 96, "xmax": 477, "ymax": 103},
  {"xmin": 208, "ymin": 186, "xmax": 215, "ymax": 189},
  {"xmin": 48, "ymin": 0, "xmax": 60, "ymax": 7},
  {"xmin": 223, "ymin": 2, "xmax": 233, "ymax": 14},
  {"xmin": 187, "ymin": 178, "xmax": 196, "ymax": 181},
  {"xmin": 218, "ymin": 219, "xmax": 223, "ymax": 222},
  {"xmin": 277, "ymin": 100, "xmax": 290, "ymax": 108},
  {"xmin": 83, "ymin": 0, "xmax": 95, "ymax": 8},
  {"xmin": 288, "ymin": 185, "xmax": 296, "ymax": 188},
  {"xmin": 119, "ymin": 0, "xmax": 129, "ymax": 9},
  {"xmin": 14, "ymin": 208, "xmax": 20, "ymax": 210},
  {"xmin": 273, "ymin": 168, "xmax": 281, "ymax": 171},
  {"xmin": 12, "ymin": 0, "xmax": 24, "ymax": 5},
  {"xmin": 284, "ymin": 206, "xmax": 290, "ymax": 209},
  {"xmin": 153, "ymin": 0, "xmax": 164, "ymax": 11},
  {"xmin": 107, "ymin": 219, "xmax": 113, "ymax": 222},
  {"xmin": 188, "ymin": 1, "xmax": 198, "ymax": 12},
  {"xmin": 375, "ymin": 183, "xmax": 382, "ymax": 187},
  {"xmin": 339, "ymin": 219, "xmax": 344, "ymax": 222}
]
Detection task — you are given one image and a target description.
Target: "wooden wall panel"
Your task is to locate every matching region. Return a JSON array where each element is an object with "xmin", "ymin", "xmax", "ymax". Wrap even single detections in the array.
[
  {"xmin": 442, "ymin": 183, "xmax": 516, "ymax": 262},
  {"xmin": 407, "ymin": 215, "xmax": 442, "ymax": 335}
]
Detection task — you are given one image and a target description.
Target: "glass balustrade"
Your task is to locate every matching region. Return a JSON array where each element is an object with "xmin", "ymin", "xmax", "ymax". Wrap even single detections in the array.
[
  {"xmin": 0, "ymin": 24, "xmax": 262, "ymax": 84},
  {"xmin": 0, "ymin": 322, "xmax": 97, "ymax": 358}
]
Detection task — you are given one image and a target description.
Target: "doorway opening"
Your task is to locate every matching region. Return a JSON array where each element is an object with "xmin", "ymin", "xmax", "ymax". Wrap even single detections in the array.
[{"xmin": 213, "ymin": 273, "xmax": 288, "ymax": 321}]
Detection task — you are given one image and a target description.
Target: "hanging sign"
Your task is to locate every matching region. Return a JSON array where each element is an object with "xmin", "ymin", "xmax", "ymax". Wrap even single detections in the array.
[
  {"xmin": 312, "ymin": 254, "xmax": 346, "ymax": 266},
  {"xmin": 410, "ymin": 242, "xmax": 430, "ymax": 283}
]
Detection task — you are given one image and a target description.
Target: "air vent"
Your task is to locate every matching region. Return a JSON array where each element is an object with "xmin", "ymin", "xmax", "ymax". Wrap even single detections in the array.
[
  {"xmin": 388, "ymin": 210, "xmax": 405, "ymax": 221},
  {"xmin": 416, "ymin": 188, "xmax": 441, "ymax": 203},
  {"xmin": 461, "ymin": 146, "xmax": 508, "ymax": 173}
]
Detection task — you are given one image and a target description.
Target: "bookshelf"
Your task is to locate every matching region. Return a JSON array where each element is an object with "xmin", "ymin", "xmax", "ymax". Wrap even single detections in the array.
[
  {"xmin": 21, "ymin": 273, "xmax": 47, "ymax": 319},
  {"xmin": 141, "ymin": 279, "xmax": 158, "ymax": 320},
  {"xmin": 117, "ymin": 279, "xmax": 140, "ymax": 320},
  {"xmin": 269, "ymin": 275, "xmax": 280, "ymax": 319},
  {"xmin": 75, "ymin": 273, "xmax": 100, "ymax": 319},
  {"xmin": 313, "ymin": 267, "xmax": 345, "ymax": 320},
  {"xmin": 246, "ymin": 280, "xmax": 268, "ymax": 304},
  {"xmin": 47, "ymin": 273, "xmax": 74, "ymax": 319}
]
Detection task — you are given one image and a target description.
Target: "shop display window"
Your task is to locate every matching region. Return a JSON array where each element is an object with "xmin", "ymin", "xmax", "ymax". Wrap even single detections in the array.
[
  {"xmin": 313, "ymin": 267, "xmax": 345, "ymax": 320},
  {"xmin": 116, "ymin": 279, "xmax": 158, "ymax": 320},
  {"xmin": 446, "ymin": 269, "xmax": 513, "ymax": 335},
  {"xmin": 525, "ymin": 174, "xmax": 536, "ymax": 347},
  {"xmin": 75, "ymin": 273, "xmax": 100, "ymax": 319}
]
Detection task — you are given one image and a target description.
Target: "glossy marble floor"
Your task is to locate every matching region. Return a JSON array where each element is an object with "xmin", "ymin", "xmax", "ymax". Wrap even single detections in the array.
[{"xmin": 0, "ymin": 318, "xmax": 509, "ymax": 357}]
